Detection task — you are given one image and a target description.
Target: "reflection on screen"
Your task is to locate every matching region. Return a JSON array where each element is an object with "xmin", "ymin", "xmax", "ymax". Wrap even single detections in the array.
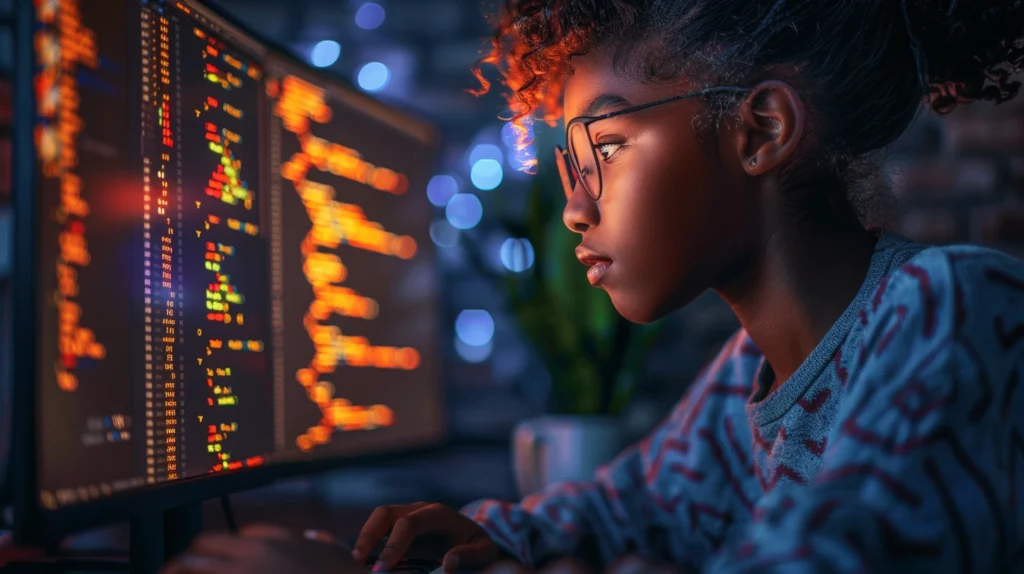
[{"xmin": 32, "ymin": 0, "xmax": 441, "ymax": 511}]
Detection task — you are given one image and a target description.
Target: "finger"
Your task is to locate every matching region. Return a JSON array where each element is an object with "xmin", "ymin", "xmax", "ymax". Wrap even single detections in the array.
[
  {"xmin": 354, "ymin": 502, "xmax": 432, "ymax": 562},
  {"xmin": 238, "ymin": 523, "xmax": 293, "ymax": 541},
  {"xmin": 482, "ymin": 560, "xmax": 532, "ymax": 574},
  {"xmin": 374, "ymin": 504, "xmax": 442, "ymax": 570},
  {"xmin": 353, "ymin": 506, "xmax": 397, "ymax": 562},
  {"xmin": 554, "ymin": 146, "xmax": 574, "ymax": 198},
  {"xmin": 444, "ymin": 535, "xmax": 501, "ymax": 572}
]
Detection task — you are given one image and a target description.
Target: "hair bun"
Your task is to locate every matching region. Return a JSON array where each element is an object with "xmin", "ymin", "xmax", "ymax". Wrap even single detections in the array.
[{"xmin": 903, "ymin": 0, "xmax": 1024, "ymax": 112}]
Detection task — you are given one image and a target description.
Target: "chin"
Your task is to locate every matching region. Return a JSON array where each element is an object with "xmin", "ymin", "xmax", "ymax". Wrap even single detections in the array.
[
  {"xmin": 606, "ymin": 290, "xmax": 669, "ymax": 324},
  {"xmin": 606, "ymin": 282, "xmax": 707, "ymax": 324}
]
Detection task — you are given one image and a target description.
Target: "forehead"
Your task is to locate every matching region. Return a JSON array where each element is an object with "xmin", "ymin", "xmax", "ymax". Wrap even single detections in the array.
[{"xmin": 562, "ymin": 49, "xmax": 683, "ymax": 121}]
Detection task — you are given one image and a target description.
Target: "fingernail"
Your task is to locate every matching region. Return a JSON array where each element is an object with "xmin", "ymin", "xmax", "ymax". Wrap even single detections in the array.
[
  {"xmin": 351, "ymin": 549, "xmax": 362, "ymax": 561},
  {"xmin": 443, "ymin": 554, "xmax": 460, "ymax": 572},
  {"xmin": 371, "ymin": 561, "xmax": 384, "ymax": 572}
]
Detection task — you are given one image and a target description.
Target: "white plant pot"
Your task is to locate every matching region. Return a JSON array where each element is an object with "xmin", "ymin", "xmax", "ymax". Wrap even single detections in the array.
[{"xmin": 511, "ymin": 415, "xmax": 626, "ymax": 498}]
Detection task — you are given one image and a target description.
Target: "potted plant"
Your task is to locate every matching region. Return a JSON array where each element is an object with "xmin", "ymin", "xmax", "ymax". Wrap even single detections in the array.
[{"xmin": 464, "ymin": 156, "xmax": 663, "ymax": 495}]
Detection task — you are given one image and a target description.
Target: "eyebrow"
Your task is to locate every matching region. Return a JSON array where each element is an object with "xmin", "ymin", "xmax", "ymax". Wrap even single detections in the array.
[{"xmin": 577, "ymin": 93, "xmax": 632, "ymax": 119}]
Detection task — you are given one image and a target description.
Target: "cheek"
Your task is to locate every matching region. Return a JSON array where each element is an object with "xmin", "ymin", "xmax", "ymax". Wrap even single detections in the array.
[
  {"xmin": 597, "ymin": 130, "xmax": 738, "ymax": 315},
  {"xmin": 602, "ymin": 131, "xmax": 723, "ymax": 252}
]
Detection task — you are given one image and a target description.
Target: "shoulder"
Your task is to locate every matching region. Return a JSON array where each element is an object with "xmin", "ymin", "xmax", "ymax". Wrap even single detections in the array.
[
  {"xmin": 864, "ymin": 243, "xmax": 1024, "ymax": 340},
  {"xmin": 852, "ymin": 242, "xmax": 1024, "ymax": 392}
]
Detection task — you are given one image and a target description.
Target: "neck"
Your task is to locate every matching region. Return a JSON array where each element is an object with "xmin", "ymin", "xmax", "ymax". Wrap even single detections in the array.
[{"xmin": 716, "ymin": 215, "xmax": 877, "ymax": 387}]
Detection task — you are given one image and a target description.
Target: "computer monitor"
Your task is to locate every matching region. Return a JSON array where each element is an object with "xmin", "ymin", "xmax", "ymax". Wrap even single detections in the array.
[{"xmin": 8, "ymin": 0, "xmax": 443, "ymax": 544}]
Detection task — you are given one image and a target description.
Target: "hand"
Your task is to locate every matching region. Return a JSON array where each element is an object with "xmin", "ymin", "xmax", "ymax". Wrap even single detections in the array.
[
  {"xmin": 353, "ymin": 502, "xmax": 499, "ymax": 572},
  {"xmin": 160, "ymin": 524, "xmax": 362, "ymax": 574}
]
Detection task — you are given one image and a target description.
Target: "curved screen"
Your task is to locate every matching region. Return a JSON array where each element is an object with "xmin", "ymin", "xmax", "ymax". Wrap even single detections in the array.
[{"xmin": 26, "ymin": 0, "xmax": 442, "ymax": 526}]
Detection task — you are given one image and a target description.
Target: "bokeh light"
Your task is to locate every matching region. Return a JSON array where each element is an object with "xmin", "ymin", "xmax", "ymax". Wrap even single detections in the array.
[
  {"xmin": 309, "ymin": 40, "xmax": 341, "ymax": 68},
  {"xmin": 510, "ymin": 145, "xmax": 537, "ymax": 171},
  {"xmin": 445, "ymin": 193, "xmax": 483, "ymax": 230},
  {"xmin": 357, "ymin": 62, "xmax": 389, "ymax": 92},
  {"xmin": 426, "ymin": 174, "xmax": 458, "ymax": 207},
  {"xmin": 500, "ymin": 238, "xmax": 535, "ymax": 272},
  {"xmin": 429, "ymin": 219, "xmax": 459, "ymax": 248},
  {"xmin": 469, "ymin": 143, "xmax": 503, "ymax": 166},
  {"xmin": 354, "ymin": 2, "xmax": 386, "ymax": 30},
  {"xmin": 455, "ymin": 309, "xmax": 495, "ymax": 347},
  {"xmin": 455, "ymin": 337, "xmax": 493, "ymax": 363},
  {"xmin": 470, "ymin": 159, "xmax": 503, "ymax": 191},
  {"xmin": 500, "ymin": 120, "xmax": 534, "ymax": 149}
]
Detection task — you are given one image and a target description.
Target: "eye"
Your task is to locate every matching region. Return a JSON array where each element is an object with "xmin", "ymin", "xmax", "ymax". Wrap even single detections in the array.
[{"xmin": 595, "ymin": 142, "xmax": 623, "ymax": 161}]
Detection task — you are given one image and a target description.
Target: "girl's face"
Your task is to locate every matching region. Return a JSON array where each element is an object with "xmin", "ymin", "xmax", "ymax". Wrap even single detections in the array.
[{"xmin": 561, "ymin": 50, "xmax": 762, "ymax": 323}]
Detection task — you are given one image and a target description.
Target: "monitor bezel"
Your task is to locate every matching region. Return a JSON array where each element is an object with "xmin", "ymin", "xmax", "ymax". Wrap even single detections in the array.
[{"xmin": 10, "ymin": 0, "xmax": 448, "ymax": 545}]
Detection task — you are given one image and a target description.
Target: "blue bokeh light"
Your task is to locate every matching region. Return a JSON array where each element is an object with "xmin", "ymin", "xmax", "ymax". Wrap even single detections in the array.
[
  {"xmin": 510, "ymin": 145, "xmax": 537, "ymax": 171},
  {"xmin": 455, "ymin": 337, "xmax": 493, "ymax": 363},
  {"xmin": 445, "ymin": 193, "xmax": 483, "ymax": 230},
  {"xmin": 455, "ymin": 309, "xmax": 495, "ymax": 347},
  {"xmin": 500, "ymin": 238, "xmax": 535, "ymax": 272},
  {"xmin": 500, "ymin": 120, "xmax": 534, "ymax": 149},
  {"xmin": 310, "ymin": 40, "xmax": 341, "ymax": 68},
  {"xmin": 470, "ymin": 159, "xmax": 503, "ymax": 191},
  {"xmin": 354, "ymin": 2, "xmax": 386, "ymax": 30},
  {"xmin": 429, "ymin": 219, "xmax": 459, "ymax": 248},
  {"xmin": 357, "ymin": 62, "xmax": 389, "ymax": 92},
  {"xmin": 426, "ymin": 174, "xmax": 458, "ymax": 207},
  {"xmin": 469, "ymin": 143, "xmax": 503, "ymax": 167}
]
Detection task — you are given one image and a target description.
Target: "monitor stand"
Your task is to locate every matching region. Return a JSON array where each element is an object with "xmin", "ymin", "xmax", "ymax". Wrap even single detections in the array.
[
  {"xmin": 129, "ymin": 502, "xmax": 203, "ymax": 574},
  {"xmin": 5, "ymin": 502, "xmax": 202, "ymax": 574}
]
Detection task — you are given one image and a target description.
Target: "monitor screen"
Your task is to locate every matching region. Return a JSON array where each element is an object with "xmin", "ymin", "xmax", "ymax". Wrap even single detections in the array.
[{"xmin": 28, "ymin": 0, "xmax": 442, "ymax": 517}]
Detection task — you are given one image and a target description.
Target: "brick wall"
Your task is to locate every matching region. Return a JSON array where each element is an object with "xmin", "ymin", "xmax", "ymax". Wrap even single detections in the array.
[{"xmin": 891, "ymin": 93, "xmax": 1024, "ymax": 256}]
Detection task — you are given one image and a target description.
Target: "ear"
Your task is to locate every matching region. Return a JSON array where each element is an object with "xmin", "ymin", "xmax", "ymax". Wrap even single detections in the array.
[{"xmin": 734, "ymin": 81, "xmax": 806, "ymax": 176}]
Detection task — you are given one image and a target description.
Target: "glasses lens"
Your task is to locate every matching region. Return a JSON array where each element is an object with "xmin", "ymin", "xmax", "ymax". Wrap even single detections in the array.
[
  {"xmin": 555, "ymin": 146, "xmax": 577, "ymax": 195},
  {"xmin": 567, "ymin": 122, "xmax": 600, "ymax": 199}
]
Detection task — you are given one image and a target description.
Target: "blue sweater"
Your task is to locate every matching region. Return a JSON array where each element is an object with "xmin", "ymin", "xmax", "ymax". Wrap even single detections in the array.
[{"xmin": 462, "ymin": 234, "xmax": 1024, "ymax": 573}]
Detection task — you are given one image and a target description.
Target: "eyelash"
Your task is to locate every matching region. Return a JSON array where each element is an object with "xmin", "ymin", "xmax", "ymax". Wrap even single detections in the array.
[{"xmin": 594, "ymin": 141, "xmax": 623, "ymax": 161}]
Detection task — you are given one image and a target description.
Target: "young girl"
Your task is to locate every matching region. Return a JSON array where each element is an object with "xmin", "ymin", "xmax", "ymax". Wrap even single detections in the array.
[{"xmin": 162, "ymin": 0, "xmax": 1024, "ymax": 572}]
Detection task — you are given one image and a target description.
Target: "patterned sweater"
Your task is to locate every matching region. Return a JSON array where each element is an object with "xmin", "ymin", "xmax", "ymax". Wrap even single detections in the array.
[{"xmin": 462, "ymin": 234, "xmax": 1024, "ymax": 573}]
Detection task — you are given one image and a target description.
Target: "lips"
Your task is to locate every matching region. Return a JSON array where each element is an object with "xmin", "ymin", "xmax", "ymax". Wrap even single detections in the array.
[{"xmin": 576, "ymin": 245, "xmax": 613, "ymax": 286}]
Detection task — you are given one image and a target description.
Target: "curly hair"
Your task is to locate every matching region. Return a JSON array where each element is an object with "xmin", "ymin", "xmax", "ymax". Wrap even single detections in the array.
[{"xmin": 472, "ymin": 0, "xmax": 1024, "ymax": 220}]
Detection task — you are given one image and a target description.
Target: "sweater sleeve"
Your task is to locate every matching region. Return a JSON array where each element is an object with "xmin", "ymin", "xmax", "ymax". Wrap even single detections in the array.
[
  {"xmin": 703, "ymin": 248, "xmax": 1024, "ymax": 573},
  {"xmin": 460, "ymin": 427, "xmax": 664, "ymax": 568},
  {"xmin": 461, "ymin": 333, "xmax": 759, "ymax": 570}
]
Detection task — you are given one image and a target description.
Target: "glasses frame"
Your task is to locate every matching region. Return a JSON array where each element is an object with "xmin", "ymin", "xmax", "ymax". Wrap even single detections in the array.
[{"xmin": 557, "ymin": 86, "xmax": 752, "ymax": 200}]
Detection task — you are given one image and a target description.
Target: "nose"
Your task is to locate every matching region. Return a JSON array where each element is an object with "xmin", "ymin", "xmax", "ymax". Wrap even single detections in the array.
[{"xmin": 562, "ymin": 183, "xmax": 599, "ymax": 234}]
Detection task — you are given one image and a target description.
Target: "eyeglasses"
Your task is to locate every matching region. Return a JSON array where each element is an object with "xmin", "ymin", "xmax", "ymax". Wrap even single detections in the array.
[{"xmin": 556, "ymin": 86, "xmax": 751, "ymax": 200}]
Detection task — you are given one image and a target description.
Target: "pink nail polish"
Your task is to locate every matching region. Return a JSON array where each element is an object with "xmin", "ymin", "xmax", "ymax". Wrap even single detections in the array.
[{"xmin": 371, "ymin": 562, "xmax": 384, "ymax": 572}]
